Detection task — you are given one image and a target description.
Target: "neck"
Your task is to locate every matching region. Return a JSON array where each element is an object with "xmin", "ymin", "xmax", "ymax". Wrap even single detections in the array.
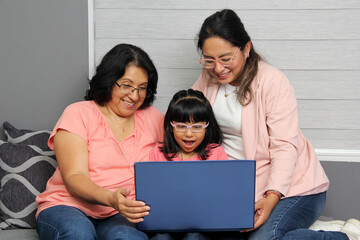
[{"xmin": 179, "ymin": 151, "xmax": 197, "ymax": 160}]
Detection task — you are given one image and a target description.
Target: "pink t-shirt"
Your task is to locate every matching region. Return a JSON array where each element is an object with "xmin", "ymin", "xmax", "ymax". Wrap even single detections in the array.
[
  {"xmin": 36, "ymin": 101, "xmax": 164, "ymax": 219},
  {"xmin": 149, "ymin": 144, "xmax": 228, "ymax": 161}
]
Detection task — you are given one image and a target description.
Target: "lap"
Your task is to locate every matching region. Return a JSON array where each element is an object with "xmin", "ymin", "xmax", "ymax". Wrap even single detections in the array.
[
  {"xmin": 247, "ymin": 192, "xmax": 326, "ymax": 240},
  {"xmin": 36, "ymin": 205, "xmax": 148, "ymax": 240}
]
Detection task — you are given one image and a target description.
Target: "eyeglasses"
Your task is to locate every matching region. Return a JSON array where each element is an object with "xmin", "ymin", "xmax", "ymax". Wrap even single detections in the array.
[
  {"xmin": 199, "ymin": 47, "xmax": 241, "ymax": 69},
  {"xmin": 170, "ymin": 122, "xmax": 209, "ymax": 133},
  {"xmin": 115, "ymin": 82, "xmax": 150, "ymax": 98}
]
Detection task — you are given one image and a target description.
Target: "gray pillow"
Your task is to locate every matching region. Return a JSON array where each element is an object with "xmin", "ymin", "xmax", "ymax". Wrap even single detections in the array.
[
  {"xmin": 0, "ymin": 123, "xmax": 57, "ymax": 229},
  {"xmin": 3, "ymin": 121, "xmax": 52, "ymax": 151}
]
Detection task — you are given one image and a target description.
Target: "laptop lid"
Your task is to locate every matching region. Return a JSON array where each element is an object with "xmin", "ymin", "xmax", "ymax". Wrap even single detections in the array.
[{"xmin": 134, "ymin": 160, "xmax": 255, "ymax": 232}]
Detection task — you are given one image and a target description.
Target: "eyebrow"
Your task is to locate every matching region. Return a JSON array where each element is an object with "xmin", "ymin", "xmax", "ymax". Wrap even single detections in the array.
[
  {"xmin": 203, "ymin": 51, "xmax": 233, "ymax": 59},
  {"xmin": 119, "ymin": 78, "xmax": 148, "ymax": 86}
]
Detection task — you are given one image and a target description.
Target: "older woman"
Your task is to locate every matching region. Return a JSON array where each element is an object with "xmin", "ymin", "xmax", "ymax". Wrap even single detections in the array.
[{"xmin": 35, "ymin": 43, "xmax": 164, "ymax": 240}]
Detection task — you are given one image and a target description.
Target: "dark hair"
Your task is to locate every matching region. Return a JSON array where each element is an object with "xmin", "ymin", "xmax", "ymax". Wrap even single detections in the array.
[
  {"xmin": 196, "ymin": 9, "xmax": 262, "ymax": 106},
  {"xmin": 161, "ymin": 89, "xmax": 223, "ymax": 161},
  {"xmin": 84, "ymin": 43, "xmax": 158, "ymax": 109}
]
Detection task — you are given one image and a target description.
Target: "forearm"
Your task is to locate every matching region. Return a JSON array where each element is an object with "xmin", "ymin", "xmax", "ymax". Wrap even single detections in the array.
[{"xmin": 63, "ymin": 173, "xmax": 114, "ymax": 207}]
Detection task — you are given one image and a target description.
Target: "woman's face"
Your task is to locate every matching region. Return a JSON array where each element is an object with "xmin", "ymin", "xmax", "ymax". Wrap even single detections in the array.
[
  {"xmin": 108, "ymin": 65, "xmax": 148, "ymax": 118},
  {"xmin": 201, "ymin": 37, "xmax": 249, "ymax": 86}
]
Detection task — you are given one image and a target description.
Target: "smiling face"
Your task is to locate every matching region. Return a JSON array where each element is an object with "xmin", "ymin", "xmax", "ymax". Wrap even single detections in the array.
[
  {"xmin": 172, "ymin": 121, "xmax": 207, "ymax": 159},
  {"xmin": 107, "ymin": 65, "xmax": 148, "ymax": 118},
  {"xmin": 202, "ymin": 37, "xmax": 250, "ymax": 86}
]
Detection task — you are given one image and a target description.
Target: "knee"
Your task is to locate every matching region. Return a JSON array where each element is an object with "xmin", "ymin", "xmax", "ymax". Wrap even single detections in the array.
[
  {"xmin": 102, "ymin": 225, "xmax": 148, "ymax": 240},
  {"xmin": 37, "ymin": 217, "xmax": 96, "ymax": 240}
]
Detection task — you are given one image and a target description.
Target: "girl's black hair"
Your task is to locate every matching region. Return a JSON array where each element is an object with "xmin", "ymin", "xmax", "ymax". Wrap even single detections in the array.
[
  {"xmin": 84, "ymin": 43, "xmax": 158, "ymax": 109},
  {"xmin": 161, "ymin": 89, "xmax": 223, "ymax": 161}
]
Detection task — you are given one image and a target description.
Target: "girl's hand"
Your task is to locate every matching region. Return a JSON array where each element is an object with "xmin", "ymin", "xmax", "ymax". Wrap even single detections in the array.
[
  {"xmin": 240, "ymin": 194, "xmax": 279, "ymax": 232},
  {"xmin": 110, "ymin": 188, "xmax": 150, "ymax": 223}
]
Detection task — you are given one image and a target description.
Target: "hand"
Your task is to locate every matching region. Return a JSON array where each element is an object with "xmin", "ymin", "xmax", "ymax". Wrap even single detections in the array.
[
  {"xmin": 240, "ymin": 194, "xmax": 279, "ymax": 232},
  {"xmin": 110, "ymin": 188, "xmax": 150, "ymax": 223}
]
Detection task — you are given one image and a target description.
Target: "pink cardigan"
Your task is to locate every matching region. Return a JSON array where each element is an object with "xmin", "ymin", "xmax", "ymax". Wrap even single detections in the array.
[{"xmin": 193, "ymin": 61, "xmax": 329, "ymax": 201}]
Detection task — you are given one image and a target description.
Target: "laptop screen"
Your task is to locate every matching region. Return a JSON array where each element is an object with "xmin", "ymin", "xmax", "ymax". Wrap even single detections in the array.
[{"xmin": 135, "ymin": 160, "xmax": 255, "ymax": 232}]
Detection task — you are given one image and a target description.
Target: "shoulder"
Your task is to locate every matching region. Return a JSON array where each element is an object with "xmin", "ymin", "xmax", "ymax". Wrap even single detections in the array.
[
  {"xmin": 255, "ymin": 61, "xmax": 294, "ymax": 93},
  {"xmin": 136, "ymin": 106, "xmax": 164, "ymax": 128},
  {"xmin": 135, "ymin": 106, "xmax": 165, "ymax": 141},
  {"xmin": 63, "ymin": 101, "xmax": 97, "ymax": 116},
  {"xmin": 207, "ymin": 144, "xmax": 228, "ymax": 160}
]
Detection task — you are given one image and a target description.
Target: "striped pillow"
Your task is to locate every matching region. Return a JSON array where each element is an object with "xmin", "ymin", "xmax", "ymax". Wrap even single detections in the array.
[{"xmin": 0, "ymin": 122, "xmax": 57, "ymax": 229}]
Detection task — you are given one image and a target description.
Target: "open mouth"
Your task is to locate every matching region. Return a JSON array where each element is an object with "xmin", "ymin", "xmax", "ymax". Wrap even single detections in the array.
[
  {"xmin": 122, "ymin": 99, "xmax": 135, "ymax": 107},
  {"xmin": 218, "ymin": 71, "xmax": 230, "ymax": 80},
  {"xmin": 183, "ymin": 140, "xmax": 195, "ymax": 147}
]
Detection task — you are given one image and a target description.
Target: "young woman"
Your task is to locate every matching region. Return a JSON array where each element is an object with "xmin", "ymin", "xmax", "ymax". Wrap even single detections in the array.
[
  {"xmin": 149, "ymin": 89, "xmax": 227, "ymax": 162},
  {"xmin": 192, "ymin": 9, "xmax": 359, "ymax": 240}
]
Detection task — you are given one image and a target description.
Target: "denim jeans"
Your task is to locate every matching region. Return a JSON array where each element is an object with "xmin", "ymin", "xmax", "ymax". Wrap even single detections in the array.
[
  {"xmin": 36, "ymin": 205, "xmax": 148, "ymax": 240},
  {"xmin": 150, "ymin": 192, "xmax": 349, "ymax": 240},
  {"xmin": 247, "ymin": 192, "xmax": 348, "ymax": 240}
]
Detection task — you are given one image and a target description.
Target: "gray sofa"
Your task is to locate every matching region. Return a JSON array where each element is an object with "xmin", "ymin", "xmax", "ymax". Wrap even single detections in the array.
[{"xmin": 0, "ymin": 122, "xmax": 56, "ymax": 240}]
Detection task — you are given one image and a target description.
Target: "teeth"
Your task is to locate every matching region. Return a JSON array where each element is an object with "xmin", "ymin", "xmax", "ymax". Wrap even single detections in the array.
[
  {"xmin": 220, "ymin": 72, "xmax": 229, "ymax": 77},
  {"xmin": 123, "ymin": 100, "xmax": 135, "ymax": 105}
]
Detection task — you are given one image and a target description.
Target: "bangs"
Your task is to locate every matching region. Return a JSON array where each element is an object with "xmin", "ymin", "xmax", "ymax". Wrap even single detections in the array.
[{"xmin": 169, "ymin": 98, "xmax": 209, "ymax": 123}]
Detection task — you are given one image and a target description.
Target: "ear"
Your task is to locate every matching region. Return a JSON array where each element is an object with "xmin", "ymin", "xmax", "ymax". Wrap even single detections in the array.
[{"xmin": 244, "ymin": 41, "xmax": 252, "ymax": 58}]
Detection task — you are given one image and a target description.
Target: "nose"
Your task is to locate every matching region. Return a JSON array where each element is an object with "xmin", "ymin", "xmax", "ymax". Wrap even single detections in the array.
[
  {"xmin": 213, "ymin": 61, "xmax": 225, "ymax": 73},
  {"xmin": 185, "ymin": 128, "xmax": 193, "ymax": 137},
  {"xmin": 128, "ymin": 89, "xmax": 140, "ymax": 100}
]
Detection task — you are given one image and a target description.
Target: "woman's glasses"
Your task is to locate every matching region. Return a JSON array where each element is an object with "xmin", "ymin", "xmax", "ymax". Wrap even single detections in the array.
[
  {"xmin": 115, "ymin": 82, "xmax": 150, "ymax": 98},
  {"xmin": 199, "ymin": 47, "xmax": 241, "ymax": 69},
  {"xmin": 170, "ymin": 122, "xmax": 209, "ymax": 133}
]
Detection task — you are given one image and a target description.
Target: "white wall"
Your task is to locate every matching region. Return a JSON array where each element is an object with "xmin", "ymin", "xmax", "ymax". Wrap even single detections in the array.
[{"xmin": 92, "ymin": 0, "xmax": 360, "ymax": 153}]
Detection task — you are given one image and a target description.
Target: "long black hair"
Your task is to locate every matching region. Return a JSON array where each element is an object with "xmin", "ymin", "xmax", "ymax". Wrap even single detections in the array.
[
  {"xmin": 161, "ymin": 89, "xmax": 223, "ymax": 161},
  {"xmin": 84, "ymin": 43, "xmax": 158, "ymax": 109}
]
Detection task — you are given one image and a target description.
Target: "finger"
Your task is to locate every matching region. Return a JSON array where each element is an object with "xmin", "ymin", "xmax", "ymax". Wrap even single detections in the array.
[
  {"xmin": 122, "ymin": 209, "xmax": 150, "ymax": 223},
  {"xmin": 121, "ymin": 197, "xmax": 149, "ymax": 208}
]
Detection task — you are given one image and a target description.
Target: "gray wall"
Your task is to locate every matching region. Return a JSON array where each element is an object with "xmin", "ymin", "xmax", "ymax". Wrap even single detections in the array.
[{"xmin": 0, "ymin": 0, "xmax": 89, "ymax": 139}]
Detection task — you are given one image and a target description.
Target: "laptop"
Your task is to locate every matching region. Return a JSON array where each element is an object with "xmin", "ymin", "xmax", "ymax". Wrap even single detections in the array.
[{"xmin": 134, "ymin": 160, "xmax": 255, "ymax": 232}]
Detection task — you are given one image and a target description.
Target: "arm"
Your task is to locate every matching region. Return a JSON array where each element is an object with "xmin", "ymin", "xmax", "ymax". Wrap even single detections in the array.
[
  {"xmin": 251, "ymin": 68, "xmax": 298, "ymax": 230},
  {"xmin": 54, "ymin": 130, "xmax": 149, "ymax": 223}
]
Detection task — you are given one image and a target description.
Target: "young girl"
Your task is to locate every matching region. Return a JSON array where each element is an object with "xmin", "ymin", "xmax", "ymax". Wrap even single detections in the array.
[
  {"xmin": 149, "ymin": 89, "xmax": 227, "ymax": 162},
  {"xmin": 148, "ymin": 89, "xmax": 227, "ymax": 240}
]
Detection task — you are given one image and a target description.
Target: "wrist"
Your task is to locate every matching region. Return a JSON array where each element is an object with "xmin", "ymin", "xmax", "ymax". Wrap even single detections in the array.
[{"xmin": 264, "ymin": 189, "xmax": 282, "ymax": 200}]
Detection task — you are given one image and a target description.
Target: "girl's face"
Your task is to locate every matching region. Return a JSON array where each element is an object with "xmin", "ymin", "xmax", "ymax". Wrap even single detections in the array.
[
  {"xmin": 201, "ymin": 37, "xmax": 250, "ymax": 86},
  {"xmin": 171, "ymin": 121, "xmax": 207, "ymax": 159}
]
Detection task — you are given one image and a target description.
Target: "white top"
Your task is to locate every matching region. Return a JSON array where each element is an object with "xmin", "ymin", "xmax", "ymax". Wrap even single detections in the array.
[{"xmin": 213, "ymin": 84, "xmax": 245, "ymax": 160}]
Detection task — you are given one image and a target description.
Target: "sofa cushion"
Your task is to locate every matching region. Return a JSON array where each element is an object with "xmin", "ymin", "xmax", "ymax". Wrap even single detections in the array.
[
  {"xmin": 3, "ymin": 121, "xmax": 52, "ymax": 151},
  {"xmin": 0, "ymin": 122, "xmax": 57, "ymax": 230}
]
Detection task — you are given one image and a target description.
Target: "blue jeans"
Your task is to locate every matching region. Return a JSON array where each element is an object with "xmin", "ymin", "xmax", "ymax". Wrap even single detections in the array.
[
  {"xmin": 36, "ymin": 205, "xmax": 148, "ymax": 240},
  {"xmin": 247, "ymin": 192, "xmax": 348, "ymax": 240},
  {"xmin": 153, "ymin": 192, "xmax": 348, "ymax": 240}
]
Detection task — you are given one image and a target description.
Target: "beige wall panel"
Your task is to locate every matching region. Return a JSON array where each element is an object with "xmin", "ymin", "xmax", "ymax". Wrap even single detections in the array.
[
  {"xmin": 302, "ymin": 129, "xmax": 360, "ymax": 150},
  {"xmin": 96, "ymin": 9, "xmax": 360, "ymax": 40},
  {"xmin": 154, "ymin": 69, "xmax": 201, "ymax": 111},
  {"xmin": 284, "ymin": 70, "xmax": 360, "ymax": 100},
  {"xmin": 96, "ymin": 0, "xmax": 360, "ymax": 10},
  {"xmin": 95, "ymin": 39, "xmax": 360, "ymax": 70},
  {"xmin": 298, "ymin": 100, "xmax": 360, "ymax": 129}
]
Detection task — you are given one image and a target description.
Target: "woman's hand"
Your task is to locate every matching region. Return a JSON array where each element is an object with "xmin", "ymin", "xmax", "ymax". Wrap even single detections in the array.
[
  {"xmin": 241, "ymin": 194, "xmax": 279, "ymax": 232},
  {"xmin": 110, "ymin": 188, "xmax": 150, "ymax": 223}
]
